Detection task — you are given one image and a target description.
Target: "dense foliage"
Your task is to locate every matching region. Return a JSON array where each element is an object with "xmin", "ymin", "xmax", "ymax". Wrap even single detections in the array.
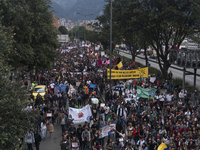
[
  {"xmin": 0, "ymin": 23, "xmax": 39, "ymax": 150},
  {"xmin": 0, "ymin": 0, "xmax": 59, "ymax": 71},
  {"xmin": 99, "ymin": 0, "xmax": 200, "ymax": 78}
]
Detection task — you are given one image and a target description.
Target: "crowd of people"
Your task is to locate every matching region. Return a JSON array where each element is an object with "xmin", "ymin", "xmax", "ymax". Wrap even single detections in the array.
[{"xmin": 23, "ymin": 42, "xmax": 200, "ymax": 150}]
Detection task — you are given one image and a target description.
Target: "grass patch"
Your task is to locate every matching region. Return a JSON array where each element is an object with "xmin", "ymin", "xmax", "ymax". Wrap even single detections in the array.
[{"xmin": 104, "ymin": 50, "xmax": 194, "ymax": 93}]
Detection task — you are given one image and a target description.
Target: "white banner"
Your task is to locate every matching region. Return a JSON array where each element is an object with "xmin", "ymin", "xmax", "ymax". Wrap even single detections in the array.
[{"xmin": 69, "ymin": 105, "xmax": 92, "ymax": 124}]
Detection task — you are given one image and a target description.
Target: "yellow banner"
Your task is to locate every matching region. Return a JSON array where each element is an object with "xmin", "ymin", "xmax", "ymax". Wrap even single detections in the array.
[{"xmin": 107, "ymin": 67, "xmax": 148, "ymax": 79}]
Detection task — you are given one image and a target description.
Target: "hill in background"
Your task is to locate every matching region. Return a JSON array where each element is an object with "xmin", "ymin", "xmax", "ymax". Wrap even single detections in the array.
[{"xmin": 51, "ymin": 0, "xmax": 106, "ymax": 21}]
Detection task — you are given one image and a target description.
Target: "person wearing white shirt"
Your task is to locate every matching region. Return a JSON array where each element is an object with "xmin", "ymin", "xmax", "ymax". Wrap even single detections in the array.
[
  {"xmin": 137, "ymin": 137, "xmax": 145, "ymax": 150},
  {"xmin": 166, "ymin": 93, "xmax": 173, "ymax": 103},
  {"xmin": 179, "ymin": 91, "xmax": 185, "ymax": 99},
  {"xmin": 184, "ymin": 109, "xmax": 191, "ymax": 119},
  {"xmin": 104, "ymin": 104, "xmax": 110, "ymax": 118},
  {"xmin": 159, "ymin": 94, "xmax": 164, "ymax": 101}
]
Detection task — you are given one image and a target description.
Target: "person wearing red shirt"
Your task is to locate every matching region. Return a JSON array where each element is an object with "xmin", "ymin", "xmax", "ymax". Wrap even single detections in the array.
[
  {"xmin": 179, "ymin": 124, "xmax": 189, "ymax": 134},
  {"xmin": 133, "ymin": 125, "xmax": 140, "ymax": 137}
]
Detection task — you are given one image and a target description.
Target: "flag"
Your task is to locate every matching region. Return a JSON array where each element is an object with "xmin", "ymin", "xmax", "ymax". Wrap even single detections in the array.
[
  {"xmin": 116, "ymin": 61, "xmax": 123, "ymax": 69},
  {"xmin": 136, "ymin": 86, "xmax": 155, "ymax": 98},
  {"xmin": 85, "ymin": 87, "xmax": 89, "ymax": 94},
  {"xmin": 157, "ymin": 143, "xmax": 168, "ymax": 150}
]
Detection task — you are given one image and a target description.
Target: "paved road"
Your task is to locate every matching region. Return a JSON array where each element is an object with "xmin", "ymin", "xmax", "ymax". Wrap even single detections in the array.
[
  {"xmin": 119, "ymin": 51, "xmax": 200, "ymax": 90},
  {"xmin": 39, "ymin": 123, "xmax": 62, "ymax": 150}
]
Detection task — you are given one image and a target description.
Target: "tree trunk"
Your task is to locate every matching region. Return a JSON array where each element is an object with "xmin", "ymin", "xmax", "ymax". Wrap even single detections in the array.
[
  {"xmin": 131, "ymin": 52, "xmax": 136, "ymax": 61},
  {"xmin": 144, "ymin": 41, "xmax": 148, "ymax": 66},
  {"xmin": 161, "ymin": 58, "xmax": 170, "ymax": 80}
]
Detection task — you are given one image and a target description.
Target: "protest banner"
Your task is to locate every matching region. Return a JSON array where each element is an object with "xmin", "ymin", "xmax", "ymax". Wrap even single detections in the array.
[
  {"xmin": 54, "ymin": 84, "xmax": 69, "ymax": 94},
  {"xmin": 137, "ymin": 86, "xmax": 155, "ymax": 98},
  {"xmin": 69, "ymin": 105, "xmax": 92, "ymax": 124},
  {"xmin": 107, "ymin": 67, "xmax": 148, "ymax": 79},
  {"xmin": 102, "ymin": 124, "xmax": 116, "ymax": 137}
]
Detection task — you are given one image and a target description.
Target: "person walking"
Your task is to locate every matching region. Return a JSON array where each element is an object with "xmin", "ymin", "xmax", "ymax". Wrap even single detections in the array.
[
  {"xmin": 59, "ymin": 112, "xmax": 68, "ymax": 134},
  {"xmin": 34, "ymin": 131, "xmax": 41, "ymax": 150},
  {"xmin": 81, "ymin": 127, "xmax": 91, "ymax": 149},
  {"xmin": 41, "ymin": 120, "xmax": 47, "ymax": 140},
  {"xmin": 25, "ymin": 131, "xmax": 35, "ymax": 150}
]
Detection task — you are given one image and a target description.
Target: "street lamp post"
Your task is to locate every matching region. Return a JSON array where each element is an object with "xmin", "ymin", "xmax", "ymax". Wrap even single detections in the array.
[
  {"xmin": 109, "ymin": 0, "xmax": 112, "ymax": 92},
  {"xmin": 77, "ymin": 12, "xmax": 93, "ymax": 52}
]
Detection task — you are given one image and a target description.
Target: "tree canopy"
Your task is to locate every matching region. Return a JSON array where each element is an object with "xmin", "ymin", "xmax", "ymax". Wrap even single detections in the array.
[
  {"xmin": 0, "ymin": 0, "xmax": 59, "ymax": 71},
  {"xmin": 58, "ymin": 26, "xmax": 68, "ymax": 34},
  {"xmin": 0, "ymin": 22, "xmax": 39, "ymax": 150},
  {"xmin": 99, "ymin": 0, "xmax": 200, "ymax": 78}
]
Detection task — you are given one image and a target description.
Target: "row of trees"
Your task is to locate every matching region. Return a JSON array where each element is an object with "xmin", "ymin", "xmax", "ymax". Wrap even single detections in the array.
[
  {"xmin": 0, "ymin": 0, "xmax": 59, "ymax": 149},
  {"xmin": 97, "ymin": 0, "xmax": 200, "ymax": 78},
  {"xmin": 58, "ymin": 25, "xmax": 100, "ymax": 44}
]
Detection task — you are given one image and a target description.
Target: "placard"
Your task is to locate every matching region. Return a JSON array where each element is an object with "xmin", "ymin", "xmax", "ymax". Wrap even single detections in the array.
[
  {"xmin": 100, "ymin": 103, "xmax": 105, "ymax": 107},
  {"xmin": 91, "ymin": 98, "xmax": 99, "ymax": 104}
]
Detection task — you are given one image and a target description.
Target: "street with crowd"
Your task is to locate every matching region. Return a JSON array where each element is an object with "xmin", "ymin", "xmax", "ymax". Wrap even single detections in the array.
[{"xmin": 23, "ymin": 42, "xmax": 200, "ymax": 150}]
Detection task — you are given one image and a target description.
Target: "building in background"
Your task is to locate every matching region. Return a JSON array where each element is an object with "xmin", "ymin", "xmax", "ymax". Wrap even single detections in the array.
[
  {"xmin": 52, "ymin": 14, "xmax": 60, "ymax": 29},
  {"xmin": 60, "ymin": 18, "xmax": 67, "ymax": 26}
]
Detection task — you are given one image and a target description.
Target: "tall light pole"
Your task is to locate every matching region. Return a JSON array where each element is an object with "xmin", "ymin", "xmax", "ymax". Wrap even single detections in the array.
[{"xmin": 109, "ymin": 0, "xmax": 112, "ymax": 91}]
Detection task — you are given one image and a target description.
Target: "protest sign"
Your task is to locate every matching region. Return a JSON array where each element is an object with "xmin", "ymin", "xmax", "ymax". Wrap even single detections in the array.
[
  {"xmin": 150, "ymin": 77, "xmax": 156, "ymax": 83},
  {"xmin": 137, "ymin": 86, "xmax": 155, "ymax": 98},
  {"xmin": 74, "ymin": 62, "xmax": 79, "ymax": 65},
  {"xmin": 54, "ymin": 84, "xmax": 69, "ymax": 94},
  {"xmin": 107, "ymin": 67, "xmax": 148, "ymax": 79},
  {"xmin": 102, "ymin": 124, "xmax": 116, "ymax": 137},
  {"xmin": 101, "ymin": 51, "xmax": 105, "ymax": 56},
  {"xmin": 90, "ymin": 84, "xmax": 96, "ymax": 88},
  {"xmin": 91, "ymin": 98, "xmax": 99, "ymax": 104},
  {"xmin": 69, "ymin": 105, "xmax": 92, "ymax": 124},
  {"xmin": 76, "ymin": 82, "xmax": 81, "ymax": 87},
  {"xmin": 100, "ymin": 103, "xmax": 105, "ymax": 107}
]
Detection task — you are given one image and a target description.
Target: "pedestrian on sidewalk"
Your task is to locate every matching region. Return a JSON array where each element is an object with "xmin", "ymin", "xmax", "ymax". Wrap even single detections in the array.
[
  {"xmin": 25, "ymin": 131, "xmax": 35, "ymax": 150},
  {"xmin": 34, "ymin": 131, "xmax": 41, "ymax": 150},
  {"xmin": 59, "ymin": 112, "xmax": 68, "ymax": 134}
]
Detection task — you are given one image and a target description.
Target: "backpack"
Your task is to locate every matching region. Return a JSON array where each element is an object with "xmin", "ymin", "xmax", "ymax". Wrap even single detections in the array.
[{"xmin": 128, "ymin": 129, "xmax": 133, "ymax": 137}]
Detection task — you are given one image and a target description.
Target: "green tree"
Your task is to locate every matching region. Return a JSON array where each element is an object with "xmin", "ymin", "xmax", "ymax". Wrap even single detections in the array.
[
  {"xmin": 0, "ymin": 22, "xmax": 39, "ymax": 150},
  {"xmin": 86, "ymin": 30, "xmax": 100, "ymax": 44},
  {"xmin": 58, "ymin": 26, "xmax": 68, "ymax": 34},
  {"xmin": 131, "ymin": 0, "xmax": 200, "ymax": 78},
  {"xmin": 0, "ymin": 0, "xmax": 59, "ymax": 71},
  {"xmin": 69, "ymin": 25, "xmax": 86, "ymax": 41}
]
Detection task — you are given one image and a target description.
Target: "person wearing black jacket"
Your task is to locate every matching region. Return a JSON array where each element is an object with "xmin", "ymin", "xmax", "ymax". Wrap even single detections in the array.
[
  {"xmin": 34, "ymin": 131, "xmax": 41, "ymax": 150},
  {"xmin": 61, "ymin": 139, "xmax": 69, "ymax": 150},
  {"xmin": 77, "ymin": 124, "xmax": 83, "ymax": 148},
  {"xmin": 116, "ymin": 121, "xmax": 123, "ymax": 139}
]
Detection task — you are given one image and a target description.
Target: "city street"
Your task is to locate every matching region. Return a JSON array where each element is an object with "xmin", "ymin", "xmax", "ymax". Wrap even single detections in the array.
[{"xmin": 118, "ymin": 51, "xmax": 200, "ymax": 90}]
